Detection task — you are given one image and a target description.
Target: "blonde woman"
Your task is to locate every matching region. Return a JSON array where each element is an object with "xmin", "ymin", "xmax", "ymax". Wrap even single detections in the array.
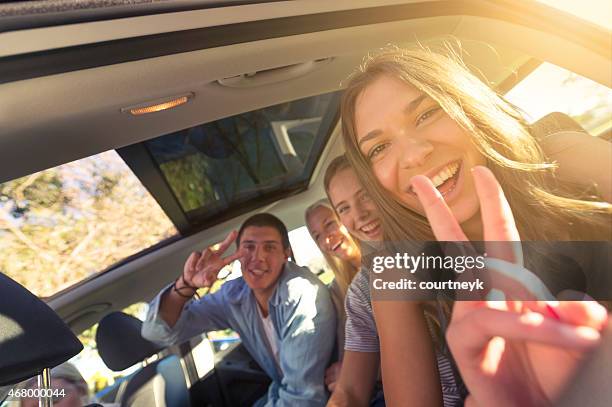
[
  {"xmin": 306, "ymin": 198, "xmax": 360, "ymax": 392},
  {"xmin": 339, "ymin": 47, "xmax": 611, "ymax": 406}
]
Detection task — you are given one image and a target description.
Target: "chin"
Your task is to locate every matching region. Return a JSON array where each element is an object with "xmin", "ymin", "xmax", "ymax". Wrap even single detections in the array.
[
  {"xmin": 336, "ymin": 252, "xmax": 351, "ymax": 262},
  {"xmin": 245, "ymin": 280, "xmax": 267, "ymax": 291}
]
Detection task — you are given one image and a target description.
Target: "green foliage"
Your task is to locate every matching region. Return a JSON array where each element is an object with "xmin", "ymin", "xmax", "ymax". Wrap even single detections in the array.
[
  {"xmin": 160, "ymin": 154, "xmax": 215, "ymax": 212},
  {"xmin": 0, "ymin": 151, "xmax": 177, "ymax": 297}
]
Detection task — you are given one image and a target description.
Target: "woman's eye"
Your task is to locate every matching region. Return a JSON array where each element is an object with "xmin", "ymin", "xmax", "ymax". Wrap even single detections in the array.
[
  {"xmin": 368, "ymin": 143, "xmax": 389, "ymax": 160},
  {"xmin": 416, "ymin": 107, "xmax": 440, "ymax": 126},
  {"xmin": 337, "ymin": 206, "xmax": 348, "ymax": 214}
]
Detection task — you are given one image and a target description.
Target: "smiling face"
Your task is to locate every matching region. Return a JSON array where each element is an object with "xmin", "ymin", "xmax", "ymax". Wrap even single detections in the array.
[
  {"xmin": 354, "ymin": 74, "xmax": 486, "ymax": 225},
  {"xmin": 306, "ymin": 205, "xmax": 358, "ymax": 261},
  {"xmin": 327, "ymin": 167, "xmax": 383, "ymax": 242},
  {"xmin": 238, "ymin": 226, "xmax": 290, "ymax": 297}
]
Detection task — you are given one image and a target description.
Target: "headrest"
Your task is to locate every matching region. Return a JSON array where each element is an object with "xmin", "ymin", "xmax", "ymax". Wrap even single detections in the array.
[
  {"xmin": 0, "ymin": 273, "xmax": 83, "ymax": 386},
  {"xmin": 531, "ymin": 112, "xmax": 586, "ymax": 136},
  {"xmin": 96, "ymin": 312, "xmax": 164, "ymax": 371}
]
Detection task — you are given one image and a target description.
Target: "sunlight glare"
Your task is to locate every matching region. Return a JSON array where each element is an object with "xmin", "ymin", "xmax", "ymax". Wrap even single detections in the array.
[{"xmin": 536, "ymin": 0, "xmax": 611, "ymax": 30}]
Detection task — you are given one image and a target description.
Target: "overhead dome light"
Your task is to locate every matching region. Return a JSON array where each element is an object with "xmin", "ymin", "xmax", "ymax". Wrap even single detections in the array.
[{"xmin": 122, "ymin": 93, "xmax": 194, "ymax": 116}]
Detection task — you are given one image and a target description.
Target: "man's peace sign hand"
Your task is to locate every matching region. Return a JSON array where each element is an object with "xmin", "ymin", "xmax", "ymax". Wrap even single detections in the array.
[{"xmin": 183, "ymin": 230, "xmax": 244, "ymax": 289}]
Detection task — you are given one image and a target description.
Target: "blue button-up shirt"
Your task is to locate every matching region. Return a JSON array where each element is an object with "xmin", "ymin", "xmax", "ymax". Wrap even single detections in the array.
[{"xmin": 142, "ymin": 262, "xmax": 336, "ymax": 406}]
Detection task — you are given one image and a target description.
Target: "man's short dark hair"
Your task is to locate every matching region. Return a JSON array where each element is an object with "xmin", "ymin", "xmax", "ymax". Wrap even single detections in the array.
[{"xmin": 237, "ymin": 213, "xmax": 290, "ymax": 250}]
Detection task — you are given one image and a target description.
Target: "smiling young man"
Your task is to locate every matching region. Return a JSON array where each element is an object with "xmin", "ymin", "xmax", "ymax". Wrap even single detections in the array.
[{"xmin": 142, "ymin": 213, "xmax": 336, "ymax": 406}]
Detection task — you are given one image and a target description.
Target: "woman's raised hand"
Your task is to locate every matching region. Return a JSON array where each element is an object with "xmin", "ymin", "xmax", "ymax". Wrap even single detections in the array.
[
  {"xmin": 411, "ymin": 165, "xmax": 608, "ymax": 406},
  {"xmin": 183, "ymin": 230, "xmax": 244, "ymax": 288}
]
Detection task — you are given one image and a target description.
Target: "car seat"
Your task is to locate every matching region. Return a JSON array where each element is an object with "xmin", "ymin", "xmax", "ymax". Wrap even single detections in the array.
[
  {"xmin": 530, "ymin": 111, "xmax": 587, "ymax": 136},
  {"xmin": 0, "ymin": 273, "xmax": 106, "ymax": 406},
  {"xmin": 96, "ymin": 312, "xmax": 190, "ymax": 407}
]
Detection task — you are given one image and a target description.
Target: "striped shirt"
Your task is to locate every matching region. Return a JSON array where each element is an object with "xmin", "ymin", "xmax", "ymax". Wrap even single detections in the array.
[
  {"xmin": 344, "ymin": 267, "xmax": 466, "ymax": 407},
  {"xmin": 345, "ymin": 268, "xmax": 379, "ymax": 352}
]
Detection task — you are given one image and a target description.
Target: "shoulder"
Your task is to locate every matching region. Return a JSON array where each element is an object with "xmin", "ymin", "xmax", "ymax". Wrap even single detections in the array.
[
  {"xmin": 209, "ymin": 276, "xmax": 249, "ymax": 305},
  {"xmin": 538, "ymin": 130, "xmax": 597, "ymax": 155},
  {"xmin": 276, "ymin": 262, "xmax": 330, "ymax": 304},
  {"xmin": 347, "ymin": 268, "xmax": 370, "ymax": 300},
  {"xmin": 345, "ymin": 268, "xmax": 372, "ymax": 316},
  {"xmin": 328, "ymin": 279, "xmax": 343, "ymax": 298}
]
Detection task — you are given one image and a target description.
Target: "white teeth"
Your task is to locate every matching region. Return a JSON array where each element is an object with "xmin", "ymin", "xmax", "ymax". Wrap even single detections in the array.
[
  {"xmin": 430, "ymin": 162, "xmax": 459, "ymax": 187},
  {"xmin": 432, "ymin": 175, "xmax": 444, "ymax": 187},
  {"xmin": 251, "ymin": 269, "xmax": 265, "ymax": 276},
  {"xmin": 361, "ymin": 222, "xmax": 378, "ymax": 232}
]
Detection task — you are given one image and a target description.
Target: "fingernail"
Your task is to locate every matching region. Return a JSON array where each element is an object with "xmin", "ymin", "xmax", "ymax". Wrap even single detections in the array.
[
  {"xmin": 588, "ymin": 302, "xmax": 609, "ymax": 323},
  {"xmin": 520, "ymin": 312, "xmax": 545, "ymax": 325},
  {"xmin": 561, "ymin": 325, "xmax": 601, "ymax": 342}
]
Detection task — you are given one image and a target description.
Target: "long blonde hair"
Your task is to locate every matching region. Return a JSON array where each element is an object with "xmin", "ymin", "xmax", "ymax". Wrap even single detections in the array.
[
  {"xmin": 341, "ymin": 46, "xmax": 611, "ymax": 243},
  {"xmin": 305, "ymin": 198, "xmax": 360, "ymax": 296}
]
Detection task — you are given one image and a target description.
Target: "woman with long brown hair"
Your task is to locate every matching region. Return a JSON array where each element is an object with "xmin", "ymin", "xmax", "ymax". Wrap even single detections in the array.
[
  {"xmin": 339, "ymin": 46, "xmax": 611, "ymax": 406},
  {"xmin": 305, "ymin": 198, "xmax": 360, "ymax": 372},
  {"xmin": 308, "ymin": 155, "xmax": 394, "ymax": 405}
]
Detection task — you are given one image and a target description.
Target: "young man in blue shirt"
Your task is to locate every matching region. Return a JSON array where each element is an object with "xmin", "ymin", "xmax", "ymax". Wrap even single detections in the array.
[{"xmin": 142, "ymin": 213, "xmax": 336, "ymax": 406}]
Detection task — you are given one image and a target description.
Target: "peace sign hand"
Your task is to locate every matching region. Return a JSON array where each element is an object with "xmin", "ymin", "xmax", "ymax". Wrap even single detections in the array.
[
  {"xmin": 411, "ymin": 166, "xmax": 608, "ymax": 407},
  {"xmin": 182, "ymin": 230, "xmax": 244, "ymax": 289},
  {"xmin": 411, "ymin": 165, "xmax": 549, "ymax": 299}
]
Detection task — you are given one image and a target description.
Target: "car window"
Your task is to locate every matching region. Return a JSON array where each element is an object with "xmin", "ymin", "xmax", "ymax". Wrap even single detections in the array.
[
  {"xmin": 289, "ymin": 226, "xmax": 334, "ymax": 284},
  {"xmin": 142, "ymin": 92, "xmax": 340, "ymax": 226},
  {"xmin": 505, "ymin": 62, "xmax": 612, "ymax": 135},
  {"xmin": 0, "ymin": 151, "xmax": 178, "ymax": 297},
  {"xmin": 535, "ymin": 0, "xmax": 611, "ymax": 29}
]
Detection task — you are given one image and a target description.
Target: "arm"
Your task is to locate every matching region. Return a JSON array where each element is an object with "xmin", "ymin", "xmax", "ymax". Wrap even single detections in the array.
[
  {"xmin": 327, "ymin": 351, "xmax": 379, "ymax": 407},
  {"xmin": 373, "ymin": 300, "xmax": 442, "ymax": 407},
  {"xmin": 328, "ymin": 269, "xmax": 381, "ymax": 406},
  {"xmin": 159, "ymin": 275, "xmax": 196, "ymax": 328},
  {"xmin": 141, "ymin": 281, "xmax": 233, "ymax": 346},
  {"xmin": 142, "ymin": 231, "xmax": 242, "ymax": 344},
  {"xmin": 159, "ymin": 230, "xmax": 242, "ymax": 327},
  {"xmin": 272, "ymin": 277, "xmax": 337, "ymax": 407},
  {"xmin": 540, "ymin": 131, "xmax": 612, "ymax": 202}
]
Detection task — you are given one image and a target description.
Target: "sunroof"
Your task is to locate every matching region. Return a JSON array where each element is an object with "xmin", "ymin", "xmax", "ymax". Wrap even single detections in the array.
[{"xmin": 144, "ymin": 91, "xmax": 340, "ymax": 228}]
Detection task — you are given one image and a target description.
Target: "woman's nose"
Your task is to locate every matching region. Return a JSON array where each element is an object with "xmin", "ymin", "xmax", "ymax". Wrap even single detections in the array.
[
  {"xmin": 355, "ymin": 202, "xmax": 369, "ymax": 221},
  {"xmin": 396, "ymin": 137, "xmax": 433, "ymax": 169},
  {"xmin": 324, "ymin": 235, "xmax": 332, "ymax": 249},
  {"xmin": 324, "ymin": 234, "xmax": 336, "ymax": 250}
]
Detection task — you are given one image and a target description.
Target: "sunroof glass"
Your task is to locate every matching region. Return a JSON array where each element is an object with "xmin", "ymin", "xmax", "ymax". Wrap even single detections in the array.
[{"xmin": 145, "ymin": 91, "xmax": 339, "ymax": 222}]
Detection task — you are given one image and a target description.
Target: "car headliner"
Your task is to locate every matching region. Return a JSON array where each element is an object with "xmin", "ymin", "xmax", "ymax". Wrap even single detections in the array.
[{"xmin": 0, "ymin": 0, "xmax": 609, "ymax": 334}]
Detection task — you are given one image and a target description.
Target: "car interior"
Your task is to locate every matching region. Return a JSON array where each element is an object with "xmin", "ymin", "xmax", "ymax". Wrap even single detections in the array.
[{"xmin": 0, "ymin": 0, "xmax": 610, "ymax": 406}]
